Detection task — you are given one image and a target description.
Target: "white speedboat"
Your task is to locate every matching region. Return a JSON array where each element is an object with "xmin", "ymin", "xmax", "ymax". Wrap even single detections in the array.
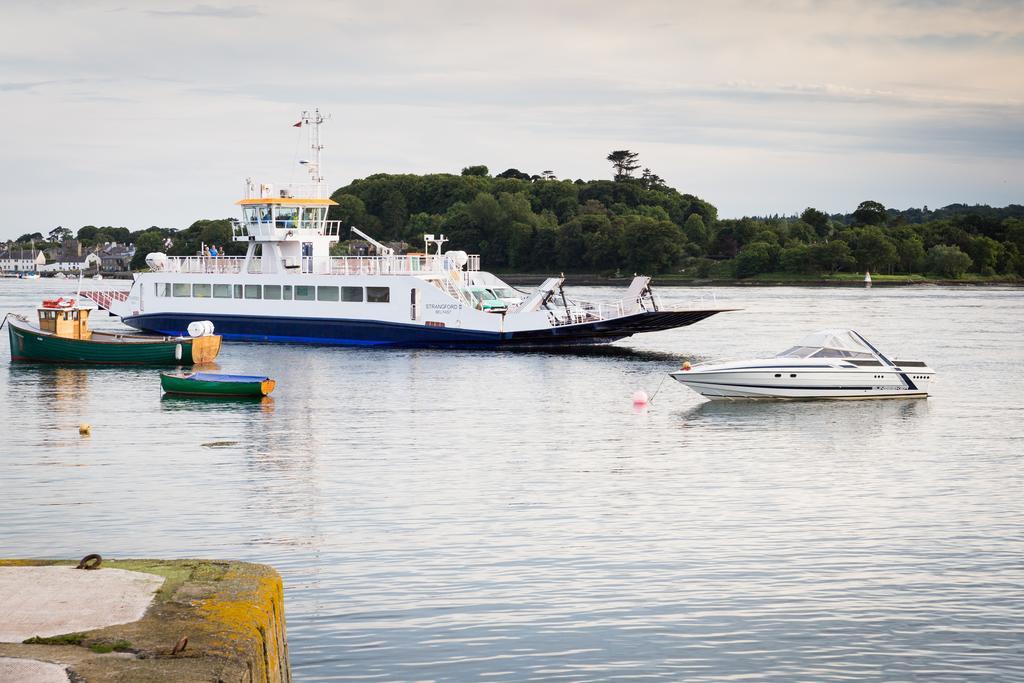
[{"xmin": 670, "ymin": 329, "xmax": 934, "ymax": 400}]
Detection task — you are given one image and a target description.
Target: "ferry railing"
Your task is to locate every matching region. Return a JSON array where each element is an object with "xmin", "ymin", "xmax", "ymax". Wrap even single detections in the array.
[
  {"xmin": 231, "ymin": 220, "xmax": 343, "ymax": 238},
  {"xmin": 161, "ymin": 253, "xmax": 482, "ymax": 276},
  {"xmin": 159, "ymin": 256, "xmax": 247, "ymax": 274},
  {"xmin": 542, "ymin": 290, "xmax": 718, "ymax": 326},
  {"xmin": 327, "ymin": 255, "xmax": 480, "ymax": 276}
]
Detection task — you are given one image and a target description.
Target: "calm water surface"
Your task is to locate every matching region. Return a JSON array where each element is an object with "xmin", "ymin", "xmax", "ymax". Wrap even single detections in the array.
[{"xmin": 1, "ymin": 279, "xmax": 1022, "ymax": 681}]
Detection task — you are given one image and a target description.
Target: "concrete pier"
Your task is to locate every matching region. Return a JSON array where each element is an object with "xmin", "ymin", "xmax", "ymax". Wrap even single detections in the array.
[{"xmin": 0, "ymin": 558, "xmax": 290, "ymax": 682}]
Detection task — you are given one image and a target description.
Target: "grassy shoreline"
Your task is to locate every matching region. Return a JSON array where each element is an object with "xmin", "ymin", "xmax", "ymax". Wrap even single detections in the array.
[{"xmin": 498, "ymin": 272, "xmax": 1023, "ymax": 287}]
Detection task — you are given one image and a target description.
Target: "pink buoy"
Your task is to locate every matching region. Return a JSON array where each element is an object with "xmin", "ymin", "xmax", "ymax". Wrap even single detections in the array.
[{"xmin": 632, "ymin": 390, "xmax": 649, "ymax": 405}]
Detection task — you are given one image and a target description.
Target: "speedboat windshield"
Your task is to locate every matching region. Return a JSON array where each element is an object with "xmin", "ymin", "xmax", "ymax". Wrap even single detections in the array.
[{"xmin": 775, "ymin": 329, "xmax": 878, "ymax": 360}]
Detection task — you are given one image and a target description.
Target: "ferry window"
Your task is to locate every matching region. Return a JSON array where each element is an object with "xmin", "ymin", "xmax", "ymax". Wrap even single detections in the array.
[
  {"xmin": 282, "ymin": 285, "xmax": 293, "ymax": 300},
  {"xmin": 342, "ymin": 286, "xmax": 363, "ymax": 302},
  {"xmin": 259, "ymin": 206, "xmax": 273, "ymax": 223},
  {"xmin": 234, "ymin": 284, "xmax": 243, "ymax": 299},
  {"xmin": 264, "ymin": 285, "xmax": 281, "ymax": 300},
  {"xmin": 294, "ymin": 285, "xmax": 314, "ymax": 301},
  {"xmin": 276, "ymin": 206, "xmax": 298, "ymax": 228},
  {"xmin": 155, "ymin": 283, "xmax": 170, "ymax": 297},
  {"xmin": 367, "ymin": 287, "xmax": 390, "ymax": 303},
  {"xmin": 193, "ymin": 283, "xmax": 211, "ymax": 298},
  {"xmin": 317, "ymin": 286, "xmax": 339, "ymax": 302},
  {"xmin": 213, "ymin": 284, "xmax": 231, "ymax": 298},
  {"xmin": 243, "ymin": 207, "xmax": 259, "ymax": 224},
  {"xmin": 244, "ymin": 285, "xmax": 262, "ymax": 299},
  {"xmin": 173, "ymin": 283, "xmax": 190, "ymax": 297},
  {"xmin": 300, "ymin": 207, "xmax": 320, "ymax": 228}
]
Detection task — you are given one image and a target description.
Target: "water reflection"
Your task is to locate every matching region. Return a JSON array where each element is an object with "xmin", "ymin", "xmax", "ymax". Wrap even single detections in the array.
[{"xmin": 160, "ymin": 394, "xmax": 275, "ymax": 413}]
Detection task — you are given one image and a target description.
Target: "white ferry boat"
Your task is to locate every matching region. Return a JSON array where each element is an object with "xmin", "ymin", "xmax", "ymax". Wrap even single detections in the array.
[{"xmin": 84, "ymin": 110, "xmax": 731, "ymax": 348}]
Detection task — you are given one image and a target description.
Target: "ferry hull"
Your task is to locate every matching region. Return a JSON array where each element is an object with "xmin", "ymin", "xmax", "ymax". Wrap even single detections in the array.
[{"xmin": 122, "ymin": 309, "xmax": 725, "ymax": 348}]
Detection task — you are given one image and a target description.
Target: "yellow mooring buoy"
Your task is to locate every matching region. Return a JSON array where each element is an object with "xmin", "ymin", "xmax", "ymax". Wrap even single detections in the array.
[{"xmin": 79, "ymin": 423, "xmax": 91, "ymax": 436}]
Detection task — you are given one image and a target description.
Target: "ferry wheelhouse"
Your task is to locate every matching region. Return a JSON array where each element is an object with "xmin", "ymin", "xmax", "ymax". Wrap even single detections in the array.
[{"xmin": 85, "ymin": 110, "xmax": 731, "ymax": 348}]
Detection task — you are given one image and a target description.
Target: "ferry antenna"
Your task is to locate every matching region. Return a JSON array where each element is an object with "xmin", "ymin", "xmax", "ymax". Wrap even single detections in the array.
[{"xmin": 300, "ymin": 108, "xmax": 329, "ymax": 198}]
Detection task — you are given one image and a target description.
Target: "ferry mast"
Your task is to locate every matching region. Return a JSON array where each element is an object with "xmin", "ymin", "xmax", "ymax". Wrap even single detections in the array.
[{"xmin": 299, "ymin": 108, "xmax": 327, "ymax": 198}]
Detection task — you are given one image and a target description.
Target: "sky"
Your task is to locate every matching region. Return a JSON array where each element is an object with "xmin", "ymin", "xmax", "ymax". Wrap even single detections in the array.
[{"xmin": 1, "ymin": 0, "xmax": 1022, "ymax": 240}]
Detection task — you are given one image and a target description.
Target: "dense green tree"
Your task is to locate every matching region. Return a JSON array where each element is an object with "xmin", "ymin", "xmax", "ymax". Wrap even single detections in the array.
[
  {"xmin": 461, "ymin": 165, "xmax": 489, "ymax": 177},
  {"xmin": 639, "ymin": 168, "xmax": 666, "ymax": 190},
  {"xmin": 779, "ymin": 244, "xmax": 812, "ymax": 273},
  {"xmin": 894, "ymin": 232, "xmax": 926, "ymax": 273},
  {"xmin": 965, "ymin": 235, "xmax": 1003, "ymax": 274},
  {"xmin": 77, "ymin": 226, "xmax": 99, "ymax": 242},
  {"xmin": 496, "ymin": 168, "xmax": 531, "ymax": 181},
  {"xmin": 131, "ymin": 231, "xmax": 166, "ymax": 269},
  {"xmin": 800, "ymin": 207, "xmax": 831, "ymax": 239},
  {"xmin": 379, "ymin": 190, "xmax": 409, "ymax": 237},
  {"xmin": 734, "ymin": 241, "xmax": 777, "ymax": 277},
  {"xmin": 581, "ymin": 214, "xmax": 621, "ymax": 270},
  {"xmin": 853, "ymin": 200, "xmax": 887, "ymax": 227},
  {"xmin": 808, "ymin": 240, "xmax": 855, "ymax": 274},
  {"xmin": 786, "ymin": 220, "xmax": 816, "ymax": 245},
  {"xmin": 16, "ymin": 232, "xmax": 44, "ymax": 242},
  {"xmin": 48, "ymin": 226, "xmax": 72, "ymax": 242},
  {"xmin": 606, "ymin": 150, "xmax": 641, "ymax": 180},
  {"xmin": 926, "ymin": 244, "xmax": 972, "ymax": 278},
  {"xmin": 332, "ymin": 194, "xmax": 369, "ymax": 229},
  {"xmin": 620, "ymin": 216, "xmax": 685, "ymax": 274},
  {"xmin": 682, "ymin": 214, "xmax": 708, "ymax": 250},
  {"xmin": 846, "ymin": 226, "xmax": 898, "ymax": 272}
]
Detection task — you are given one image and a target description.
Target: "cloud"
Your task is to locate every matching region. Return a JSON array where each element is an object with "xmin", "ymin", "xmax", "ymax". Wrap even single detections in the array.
[
  {"xmin": 147, "ymin": 4, "xmax": 261, "ymax": 19},
  {"xmin": 0, "ymin": 80, "xmax": 56, "ymax": 91}
]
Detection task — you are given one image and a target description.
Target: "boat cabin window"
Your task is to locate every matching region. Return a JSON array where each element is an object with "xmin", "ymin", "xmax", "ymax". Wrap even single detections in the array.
[
  {"xmin": 777, "ymin": 344, "xmax": 874, "ymax": 360},
  {"xmin": 244, "ymin": 285, "xmax": 261, "ymax": 299},
  {"xmin": 173, "ymin": 283, "xmax": 190, "ymax": 297},
  {"xmin": 491, "ymin": 287, "xmax": 517, "ymax": 299},
  {"xmin": 214, "ymin": 284, "xmax": 232, "ymax": 298},
  {"xmin": 317, "ymin": 286, "xmax": 339, "ymax": 302},
  {"xmin": 233, "ymin": 284, "xmax": 243, "ymax": 298},
  {"xmin": 811, "ymin": 348, "xmax": 872, "ymax": 359},
  {"xmin": 283, "ymin": 285, "xmax": 293, "ymax": 300},
  {"xmin": 155, "ymin": 283, "xmax": 170, "ymax": 297},
  {"xmin": 300, "ymin": 207, "xmax": 324, "ymax": 228},
  {"xmin": 295, "ymin": 285, "xmax": 315, "ymax": 301},
  {"xmin": 264, "ymin": 285, "xmax": 281, "ymax": 300},
  {"xmin": 342, "ymin": 286, "xmax": 363, "ymax": 302},
  {"xmin": 243, "ymin": 207, "xmax": 261, "ymax": 225},
  {"xmin": 193, "ymin": 283, "xmax": 212, "ymax": 298},
  {"xmin": 276, "ymin": 206, "xmax": 298, "ymax": 229},
  {"xmin": 367, "ymin": 287, "xmax": 390, "ymax": 303}
]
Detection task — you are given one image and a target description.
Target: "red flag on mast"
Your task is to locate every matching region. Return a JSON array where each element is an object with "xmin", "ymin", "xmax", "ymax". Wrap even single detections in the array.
[{"xmin": 293, "ymin": 120, "xmax": 303, "ymax": 128}]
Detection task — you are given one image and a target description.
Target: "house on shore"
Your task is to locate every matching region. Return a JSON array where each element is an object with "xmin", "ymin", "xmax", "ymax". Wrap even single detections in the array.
[
  {"xmin": 0, "ymin": 247, "xmax": 46, "ymax": 273},
  {"xmin": 41, "ymin": 241, "xmax": 102, "ymax": 273},
  {"xmin": 99, "ymin": 242, "xmax": 136, "ymax": 272}
]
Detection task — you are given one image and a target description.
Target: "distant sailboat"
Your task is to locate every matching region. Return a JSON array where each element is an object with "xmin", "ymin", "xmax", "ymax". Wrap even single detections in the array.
[{"xmin": 864, "ymin": 271, "xmax": 872, "ymax": 288}]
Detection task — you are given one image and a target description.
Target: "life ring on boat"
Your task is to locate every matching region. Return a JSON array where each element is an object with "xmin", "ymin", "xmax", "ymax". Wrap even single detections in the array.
[{"xmin": 42, "ymin": 297, "xmax": 75, "ymax": 309}]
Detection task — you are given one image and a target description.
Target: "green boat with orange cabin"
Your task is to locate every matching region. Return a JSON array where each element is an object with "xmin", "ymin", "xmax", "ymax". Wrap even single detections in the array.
[{"xmin": 5, "ymin": 298, "xmax": 221, "ymax": 365}]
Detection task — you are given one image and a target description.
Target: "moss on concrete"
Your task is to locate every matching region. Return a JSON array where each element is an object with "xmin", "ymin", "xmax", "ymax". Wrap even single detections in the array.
[{"xmin": 0, "ymin": 559, "xmax": 290, "ymax": 682}]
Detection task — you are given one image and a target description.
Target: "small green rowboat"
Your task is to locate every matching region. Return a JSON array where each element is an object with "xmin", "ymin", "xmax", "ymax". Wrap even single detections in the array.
[{"xmin": 160, "ymin": 372, "xmax": 276, "ymax": 397}]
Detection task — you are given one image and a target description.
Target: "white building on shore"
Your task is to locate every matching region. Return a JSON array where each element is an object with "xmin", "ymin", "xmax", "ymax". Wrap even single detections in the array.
[
  {"xmin": 39, "ymin": 252, "xmax": 102, "ymax": 273},
  {"xmin": 0, "ymin": 247, "xmax": 45, "ymax": 273}
]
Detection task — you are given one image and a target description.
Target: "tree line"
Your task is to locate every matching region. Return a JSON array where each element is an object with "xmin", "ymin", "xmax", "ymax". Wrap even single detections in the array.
[{"xmin": 9, "ymin": 152, "xmax": 1024, "ymax": 278}]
